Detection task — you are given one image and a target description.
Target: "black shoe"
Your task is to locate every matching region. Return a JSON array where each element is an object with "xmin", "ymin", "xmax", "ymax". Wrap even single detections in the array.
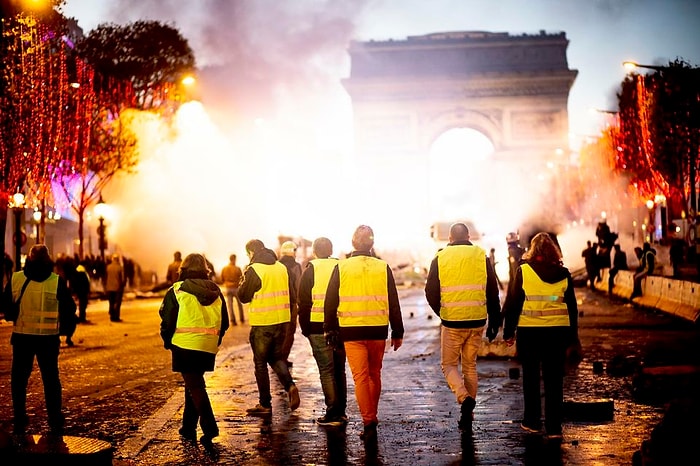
[
  {"xmin": 200, "ymin": 435, "xmax": 215, "ymax": 450},
  {"xmin": 458, "ymin": 397, "xmax": 476, "ymax": 430},
  {"xmin": 316, "ymin": 414, "xmax": 344, "ymax": 427},
  {"xmin": 178, "ymin": 427, "xmax": 197, "ymax": 441},
  {"xmin": 66, "ymin": 339, "xmax": 74, "ymax": 347},
  {"xmin": 360, "ymin": 421, "xmax": 377, "ymax": 440}
]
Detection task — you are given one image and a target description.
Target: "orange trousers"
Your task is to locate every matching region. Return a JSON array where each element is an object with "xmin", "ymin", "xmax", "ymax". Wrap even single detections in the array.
[{"xmin": 345, "ymin": 339, "xmax": 386, "ymax": 426}]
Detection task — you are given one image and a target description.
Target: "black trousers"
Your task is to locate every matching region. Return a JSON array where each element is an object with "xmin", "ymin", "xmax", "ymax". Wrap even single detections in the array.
[
  {"xmin": 11, "ymin": 334, "xmax": 64, "ymax": 431},
  {"xmin": 181, "ymin": 372, "xmax": 218, "ymax": 438},
  {"xmin": 516, "ymin": 327, "xmax": 569, "ymax": 435}
]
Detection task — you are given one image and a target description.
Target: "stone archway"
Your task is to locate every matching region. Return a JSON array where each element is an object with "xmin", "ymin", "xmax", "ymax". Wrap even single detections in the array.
[{"xmin": 342, "ymin": 30, "xmax": 578, "ymax": 232}]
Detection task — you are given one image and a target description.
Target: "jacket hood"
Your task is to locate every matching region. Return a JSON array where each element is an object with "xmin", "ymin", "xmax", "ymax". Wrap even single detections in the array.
[
  {"xmin": 251, "ymin": 247, "xmax": 278, "ymax": 265},
  {"xmin": 525, "ymin": 259, "xmax": 570, "ymax": 284},
  {"xmin": 23, "ymin": 257, "xmax": 54, "ymax": 282},
  {"xmin": 179, "ymin": 278, "xmax": 221, "ymax": 306}
]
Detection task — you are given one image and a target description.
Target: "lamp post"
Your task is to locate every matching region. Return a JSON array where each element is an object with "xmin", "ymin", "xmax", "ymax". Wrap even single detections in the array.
[
  {"xmin": 646, "ymin": 199, "xmax": 655, "ymax": 243},
  {"xmin": 10, "ymin": 192, "xmax": 25, "ymax": 271},
  {"xmin": 94, "ymin": 195, "xmax": 108, "ymax": 261}
]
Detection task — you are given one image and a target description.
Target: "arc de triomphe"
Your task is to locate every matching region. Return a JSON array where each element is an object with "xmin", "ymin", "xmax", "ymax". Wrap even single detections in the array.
[{"xmin": 342, "ymin": 30, "xmax": 578, "ymax": 239}]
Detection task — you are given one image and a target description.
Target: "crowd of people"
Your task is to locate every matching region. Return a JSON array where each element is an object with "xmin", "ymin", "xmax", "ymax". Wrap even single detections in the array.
[{"xmin": 1, "ymin": 222, "xmax": 586, "ymax": 452}]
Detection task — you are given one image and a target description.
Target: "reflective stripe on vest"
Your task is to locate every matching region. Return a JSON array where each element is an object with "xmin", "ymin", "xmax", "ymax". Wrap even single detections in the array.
[
  {"xmin": 170, "ymin": 281, "xmax": 222, "ymax": 354},
  {"xmin": 248, "ymin": 262, "xmax": 291, "ymax": 326},
  {"xmin": 337, "ymin": 256, "xmax": 389, "ymax": 327},
  {"xmin": 519, "ymin": 264, "xmax": 570, "ymax": 327},
  {"xmin": 12, "ymin": 272, "xmax": 60, "ymax": 335},
  {"xmin": 310, "ymin": 258, "xmax": 338, "ymax": 323},
  {"xmin": 436, "ymin": 245, "xmax": 488, "ymax": 322}
]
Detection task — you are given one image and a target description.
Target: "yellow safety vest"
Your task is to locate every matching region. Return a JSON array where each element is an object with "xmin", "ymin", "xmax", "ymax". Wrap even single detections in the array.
[
  {"xmin": 437, "ymin": 245, "xmax": 487, "ymax": 322},
  {"xmin": 519, "ymin": 264, "xmax": 570, "ymax": 327},
  {"xmin": 12, "ymin": 272, "xmax": 60, "ymax": 336},
  {"xmin": 170, "ymin": 282, "xmax": 222, "ymax": 354},
  {"xmin": 248, "ymin": 262, "xmax": 291, "ymax": 326},
  {"xmin": 337, "ymin": 255, "xmax": 389, "ymax": 328},
  {"xmin": 309, "ymin": 258, "xmax": 338, "ymax": 323}
]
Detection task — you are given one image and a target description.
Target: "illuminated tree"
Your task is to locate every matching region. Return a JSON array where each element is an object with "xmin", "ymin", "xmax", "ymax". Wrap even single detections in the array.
[
  {"xmin": 75, "ymin": 20, "xmax": 196, "ymax": 111},
  {"xmin": 0, "ymin": 1, "xmax": 71, "ymax": 279}
]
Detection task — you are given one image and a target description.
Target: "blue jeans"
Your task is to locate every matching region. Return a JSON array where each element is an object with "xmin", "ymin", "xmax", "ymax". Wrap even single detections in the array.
[
  {"xmin": 308, "ymin": 334, "xmax": 347, "ymax": 417},
  {"xmin": 249, "ymin": 323, "xmax": 293, "ymax": 407}
]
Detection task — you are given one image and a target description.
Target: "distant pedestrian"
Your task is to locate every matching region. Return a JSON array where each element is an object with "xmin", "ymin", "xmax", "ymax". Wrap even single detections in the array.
[
  {"xmin": 425, "ymin": 222, "xmax": 501, "ymax": 430},
  {"xmin": 220, "ymin": 254, "xmax": 245, "ymax": 325},
  {"xmin": 631, "ymin": 242, "xmax": 656, "ymax": 298},
  {"xmin": 298, "ymin": 237, "xmax": 347, "ymax": 426},
  {"xmin": 669, "ymin": 237, "xmax": 685, "ymax": 278},
  {"xmin": 2, "ymin": 244, "xmax": 77, "ymax": 435},
  {"xmin": 159, "ymin": 253, "xmax": 229, "ymax": 449},
  {"xmin": 71, "ymin": 262, "xmax": 91, "ymax": 323},
  {"xmin": 608, "ymin": 244, "xmax": 628, "ymax": 295},
  {"xmin": 324, "ymin": 225, "xmax": 404, "ymax": 441},
  {"xmin": 506, "ymin": 232, "xmax": 524, "ymax": 289},
  {"xmin": 167, "ymin": 251, "xmax": 183, "ymax": 285},
  {"xmin": 104, "ymin": 254, "xmax": 125, "ymax": 322},
  {"xmin": 279, "ymin": 241, "xmax": 302, "ymax": 368},
  {"xmin": 238, "ymin": 239, "xmax": 300, "ymax": 416},
  {"xmin": 502, "ymin": 232, "xmax": 580, "ymax": 440},
  {"xmin": 581, "ymin": 241, "xmax": 599, "ymax": 290}
]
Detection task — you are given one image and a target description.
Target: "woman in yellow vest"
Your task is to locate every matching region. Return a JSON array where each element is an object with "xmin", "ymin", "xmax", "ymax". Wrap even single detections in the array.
[
  {"xmin": 159, "ymin": 253, "xmax": 229, "ymax": 449},
  {"xmin": 502, "ymin": 232, "xmax": 580, "ymax": 441},
  {"xmin": 3, "ymin": 244, "xmax": 76, "ymax": 436}
]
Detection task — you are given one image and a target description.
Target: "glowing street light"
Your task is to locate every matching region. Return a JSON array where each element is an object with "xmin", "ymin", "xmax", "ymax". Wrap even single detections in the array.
[{"xmin": 623, "ymin": 61, "xmax": 668, "ymax": 72}]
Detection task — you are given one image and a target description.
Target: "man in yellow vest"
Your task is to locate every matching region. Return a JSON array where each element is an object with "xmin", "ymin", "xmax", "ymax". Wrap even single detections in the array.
[
  {"xmin": 298, "ymin": 237, "xmax": 346, "ymax": 426},
  {"xmin": 425, "ymin": 222, "xmax": 502, "ymax": 431},
  {"xmin": 238, "ymin": 239, "xmax": 300, "ymax": 415},
  {"xmin": 324, "ymin": 225, "xmax": 404, "ymax": 441},
  {"xmin": 159, "ymin": 253, "xmax": 229, "ymax": 449},
  {"xmin": 2, "ymin": 244, "xmax": 76, "ymax": 435}
]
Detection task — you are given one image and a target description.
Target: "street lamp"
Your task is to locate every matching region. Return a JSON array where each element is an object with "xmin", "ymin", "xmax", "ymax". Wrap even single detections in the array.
[
  {"xmin": 646, "ymin": 199, "xmax": 655, "ymax": 243},
  {"xmin": 94, "ymin": 195, "xmax": 108, "ymax": 261},
  {"xmin": 9, "ymin": 192, "xmax": 25, "ymax": 271}
]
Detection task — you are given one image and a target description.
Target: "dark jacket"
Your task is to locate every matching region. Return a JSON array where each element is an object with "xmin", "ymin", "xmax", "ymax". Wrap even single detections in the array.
[
  {"xmin": 323, "ymin": 250, "xmax": 404, "ymax": 342},
  {"xmin": 424, "ymin": 240, "xmax": 501, "ymax": 330},
  {"xmin": 279, "ymin": 255, "xmax": 301, "ymax": 306},
  {"xmin": 2, "ymin": 254, "xmax": 76, "ymax": 342},
  {"xmin": 501, "ymin": 259, "xmax": 578, "ymax": 342},
  {"xmin": 159, "ymin": 270, "xmax": 229, "ymax": 373},
  {"xmin": 237, "ymin": 247, "xmax": 294, "ymax": 312},
  {"xmin": 298, "ymin": 259, "xmax": 339, "ymax": 336}
]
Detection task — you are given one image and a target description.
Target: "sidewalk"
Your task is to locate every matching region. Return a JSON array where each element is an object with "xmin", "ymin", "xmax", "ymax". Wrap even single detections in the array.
[{"xmin": 110, "ymin": 286, "xmax": 698, "ymax": 466}]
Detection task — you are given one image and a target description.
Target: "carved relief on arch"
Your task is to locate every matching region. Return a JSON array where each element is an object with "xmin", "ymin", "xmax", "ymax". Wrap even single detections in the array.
[{"xmin": 420, "ymin": 107, "xmax": 503, "ymax": 152}]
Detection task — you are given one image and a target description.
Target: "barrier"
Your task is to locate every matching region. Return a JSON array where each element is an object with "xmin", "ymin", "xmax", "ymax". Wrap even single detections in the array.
[
  {"xmin": 634, "ymin": 275, "xmax": 663, "ymax": 309},
  {"xmin": 678, "ymin": 281, "xmax": 700, "ymax": 323},
  {"xmin": 598, "ymin": 268, "xmax": 698, "ymax": 324}
]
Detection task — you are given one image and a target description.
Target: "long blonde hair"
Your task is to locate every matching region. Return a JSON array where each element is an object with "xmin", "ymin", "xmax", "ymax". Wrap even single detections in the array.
[{"xmin": 522, "ymin": 232, "xmax": 562, "ymax": 264}]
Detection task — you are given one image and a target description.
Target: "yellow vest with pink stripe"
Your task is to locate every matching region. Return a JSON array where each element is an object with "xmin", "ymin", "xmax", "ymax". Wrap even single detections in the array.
[
  {"xmin": 337, "ymin": 255, "xmax": 389, "ymax": 328},
  {"xmin": 437, "ymin": 244, "xmax": 487, "ymax": 322},
  {"xmin": 12, "ymin": 272, "xmax": 60, "ymax": 335},
  {"xmin": 519, "ymin": 264, "xmax": 570, "ymax": 327},
  {"xmin": 310, "ymin": 258, "xmax": 338, "ymax": 323},
  {"xmin": 171, "ymin": 281, "xmax": 222, "ymax": 354},
  {"xmin": 249, "ymin": 262, "xmax": 291, "ymax": 326}
]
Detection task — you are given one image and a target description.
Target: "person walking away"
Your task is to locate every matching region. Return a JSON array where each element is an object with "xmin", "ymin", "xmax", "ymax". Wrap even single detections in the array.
[
  {"xmin": 71, "ymin": 262, "xmax": 91, "ymax": 323},
  {"xmin": 159, "ymin": 253, "xmax": 229, "ymax": 449},
  {"xmin": 631, "ymin": 242, "xmax": 656, "ymax": 298},
  {"xmin": 104, "ymin": 254, "xmax": 125, "ymax": 322},
  {"xmin": 425, "ymin": 222, "xmax": 501, "ymax": 431},
  {"xmin": 238, "ymin": 239, "xmax": 300, "ymax": 416},
  {"xmin": 608, "ymin": 244, "xmax": 628, "ymax": 295},
  {"xmin": 324, "ymin": 225, "xmax": 404, "ymax": 441},
  {"xmin": 279, "ymin": 241, "xmax": 302, "ymax": 368},
  {"xmin": 581, "ymin": 241, "xmax": 598, "ymax": 290},
  {"xmin": 167, "ymin": 251, "xmax": 183, "ymax": 286},
  {"xmin": 298, "ymin": 237, "xmax": 347, "ymax": 426},
  {"xmin": 506, "ymin": 232, "xmax": 524, "ymax": 289},
  {"xmin": 502, "ymin": 232, "xmax": 580, "ymax": 441},
  {"xmin": 2, "ymin": 244, "xmax": 77, "ymax": 435},
  {"xmin": 221, "ymin": 254, "xmax": 245, "ymax": 325}
]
